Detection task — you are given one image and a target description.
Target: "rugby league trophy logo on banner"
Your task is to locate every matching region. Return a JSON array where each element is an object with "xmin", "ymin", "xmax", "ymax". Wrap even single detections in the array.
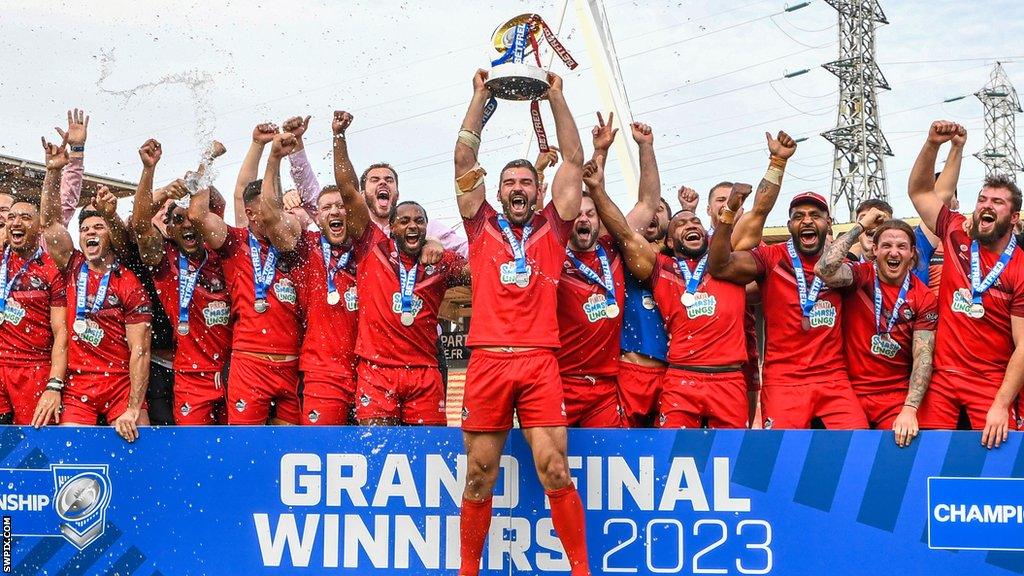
[{"xmin": 483, "ymin": 13, "xmax": 578, "ymax": 151}]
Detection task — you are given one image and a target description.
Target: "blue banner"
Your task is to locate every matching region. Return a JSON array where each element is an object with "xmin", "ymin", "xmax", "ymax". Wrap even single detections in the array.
[{"xmin": 0, "ymin": 427, "xmax": 1022, "ymax": 575}]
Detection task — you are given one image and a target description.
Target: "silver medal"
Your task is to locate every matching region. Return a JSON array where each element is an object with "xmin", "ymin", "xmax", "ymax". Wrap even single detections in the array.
[
  {"xmin": 401, "ymin": 311, "xmax": 415, "ymax": 326},
  {"xmin": 681, "ymin": 292, "xmax": 696, "ymax": 308},
  {"xmin": 73, "ymin": 319, "xmax": 88, "ymax": 334},
  {"xmin": 177, "ymin": 322, "xmax": 190, "ymax": 336},
  {"xmin": 327, "ymin": 291, "xmax": 341, "ymax": 306},
  {"xmin": 515, "ymin": 272, "xmax": 530, "ymax": 288},
  {"xmin": 642, "ymin": 295, "xmax": 656, "ymax": 310},
  {"xmin": 605, "ymin": 303, "xmax": 620, "ymax": 319},
  {"xmin": 254, "ymin": 298, "xmax": 269, "ymax": 313},
  {"xmin": 969, "ymin": 303, "xmax": 985, "ymax": 319}
]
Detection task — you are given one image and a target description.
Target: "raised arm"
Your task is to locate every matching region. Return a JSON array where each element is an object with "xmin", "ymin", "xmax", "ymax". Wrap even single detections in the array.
[
  {"xmin": 55, "ymin": 108, "xmax": 89, "ymax": 226},
  {"xmin": 624, "ymin": 122, "xmax": 662, "ymax": 232},
  {"xmin": 39, "ymin": 138, "xmax": 74, "ymax": 270},
  {"xmin": 893, "ymin": 329, "xmax": 935, "ymax": 448},
  {"xmin": 584, "ymin": 159, "xmax": 657, "ymax": 281},
  {"xmin": 282, "ymin": 115, "xmax": 320, "ymax": 217},
  {"xmin": 32, "ymin": 306, "xmax": 68, "ymax": 428},
  {"xmin": 259, "ymin": 133, "xmax": 303, "ymax": 252},
  {"xmin": 235, "ymin": 123, "xmax": 278, "ymax": 227},
  {"xmin": 909, "ymin": 121, "xmax": 964, "ymax": 235},
  {"xmin": 731, "ymin": 131, "xmax": 796, "ymax": 250},
  {"xmin": 547, "ymin": 73, "xmax": 584, "ymax": 221},
  {"xmin": 454, "ymin": 69, "xmax": 491, "ymax": 219},
  {"xmin": 982, "ymin": 315, "xmax": 1024, "ymax": 449},
  {"xmin": 332, "ymin": 110, "xmax": 371, "ymax": 239},
  {"xmin": 534, "ymin": 147, "xmax": 559, "ymax": 206},
  {"xmin": 815, "ymin": 207, "xmax": 887, "ymax": 287},
  {"xmin": 115, "ymin": 321, "xmax": 151, "ymax": 443},
  {"xmin": 130, "ymin": 139, "xmax": 168, "ymax": 266},
  {"xmin": 707, "ymin": 183, "xmax": 760, "ymax": 284},
  {"xmin": 188, "ymin": 185, "xmax": 228, "ymax": 250},
  {"xmin": 92, "ymin": 187, "xmax": 130, "ymax": 255}
]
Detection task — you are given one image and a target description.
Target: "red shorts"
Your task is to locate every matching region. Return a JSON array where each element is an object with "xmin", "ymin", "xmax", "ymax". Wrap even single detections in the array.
[
  {"xmin": 62, "ymin": 370, "xmax": 142, "ymax": 424},
  {"xmin": 856, "ymin": 390, "xmax": 906, "ymax": 430},
  {"xmin": 760, "ymin": 379, "xmax": 868, "ymax": 429},
  {"xmin": 462, "ymin": 348, "xmax": 565, "ymax": 432},
  {"xmin": 917, "ymin": 374, "xmax": 1018, "ymax": 430},
  {"xmin": 562, "ymin": 374, "xmax": 621, "ymax": 428},
  {"xmin": 659, "ymin": 367, "xmax": 748, "ymax": 429},
  {"xmin": 0, "ymin": 362, "xmax": 49, "ymax": 425},
  {"xmin": 174, "ymin": 370, "xmax": 227, "ymax": 425},
  {"xmin": 617, "ymin": 360, "xmax": 665, "ymax": 428},
  {"xmin": 301, "ymin": 371, "xmax": 357, "ymax": 425},
  {"xmin": 227, "ymin": 354, "xmax": 300, "ymax": 425},
  {"xmin": 355, "ymin": 362, "xmax": 446, "ymax": 425}
]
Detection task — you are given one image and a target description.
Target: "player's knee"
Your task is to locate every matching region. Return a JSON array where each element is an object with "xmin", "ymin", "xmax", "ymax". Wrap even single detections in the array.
[
  {"xmin": 464, "ymin": 458, "xmax": 501, "ymax": 498},
  {"xmin": 536, "ymin": 453, "xmax": 571, "ymax": 490}
]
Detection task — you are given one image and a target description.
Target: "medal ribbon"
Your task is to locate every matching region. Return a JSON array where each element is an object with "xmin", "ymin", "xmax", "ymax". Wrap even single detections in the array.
[
  {"xmin": 566, "ymin": 245, "xmax": 616, "ymax": 304},
  {"xmin": 970, "ymin": 235, "xmax": 1017, "ymax": 305},
  {"xmin": 786, "ymin": 239, "xmax": 825, "ymax": 318},
  {"xmin": 0, "ymin": 247, "xmax": 40, "ymax": 314},
  {"xmin": 674, "ymin": 254, "xmax": 709, "ymax": 298},
  {"xmin": 530, "ymin": 16, "xmax": 579, "ymax": 70},
  {"xmin": 873, "ymin": 266, "xmax": 911, "ymax": 336},
  {"xmin": 496, "ymin": 214, "xmax": 534, "ymax": 276},
  {"xmin": 177, "ymin": 250, "xmax": 208, "ymax": 327},
  {"xmin": 75, "ymin": 261, "xmax": 112, "ymax": 323},
  {"xmin": 248, "ymin": 232, "xmax": 278, "ymax": 304},
  {"xmin": 321, "ymin": 233, "xmax": 351, "ymax": 297},
  {"xmin": 394, "ymin": 241, "xmax": 418, "ymax": 316}
]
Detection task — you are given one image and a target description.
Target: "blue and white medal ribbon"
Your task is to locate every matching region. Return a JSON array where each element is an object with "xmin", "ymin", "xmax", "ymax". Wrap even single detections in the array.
[
  {"xmin": 321, "ymin": 234, "xmax": 351, "ymax": 306},
  {"xmin": 176, "ymin": 251, "xmax": 207, "ymax": 336},
  {"xmin": 482, "ymin": 24, "xmax": 530, "ymax": 128},
  {"xmin": 873, "ymin": 266, "xmax": 911, "ymax": 342},
  {"xmin": 395, "ymin": 242, "xmax": 418, "ymax": 326},
  {"xmin": 248, "ymin": 232, "xmax": 278, "ymax": 313},
  {"xmin": 497, "ymin": 214, "xmax": 534, "ymax": 288},
  {"xmin": 968, "ymin": 235, "xmax": 1017, "ymax": 319},
  {"xmin": 787, "ymin": 239, "xmax": 824, "ymax": 330},
  {"xmin": 566, "ymin": 245, "xmax": 619, "ymax": 318},
  {"xmin": 74, "ymin": 261, "xmax": 112, "ymax": 335},
  {"xmin": 675, "ymin": 254, "xmax": 709, "ymax": 308},
  {"xmin": 0, "ymin": 247, "xmax": 40, "ymax": 323}
]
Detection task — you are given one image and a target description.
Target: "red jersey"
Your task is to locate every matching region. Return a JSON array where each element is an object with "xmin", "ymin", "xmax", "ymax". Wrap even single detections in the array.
[
  {"xmin": 294, "ymin": 230, "xmax": 359, "ymax": 377},
  {"xmin": 464, "ymin": 201, "xmax": 573, "ymax": 348},
  {"xmin": 0, "ymin": 249, "xmax": 66, "ymax": 364},
  {"xmin": 651, "ymin": 252, "xmax": 747, "ymax": 366},
  {"xmin": 354, "ymin": 225, "xmax": 468, "ymax": 368},
  {"xmin": 65, "ymin": 252, "xmax": 152, "ymax": 375},
  {"xmin": 932, "ymin": 206, "xmax": 1024, "ymax": 383},
  {"xmin": 556, "ymin": 236, "xmax": 625, "ymax": 376},
  {"xmin": 151, "ymin": 241, "xmax": 231, "ymax": 373},
  {"xmin": 844, "ymin": 264, "xmax": 938, "ymax": 395},
  {"xmin": 751, "ymin": 241, "xmax": 848, "ymax": 386},
  {"xmin": 217, "ymin": 226, "xmax": 302, "ymax": 355}
]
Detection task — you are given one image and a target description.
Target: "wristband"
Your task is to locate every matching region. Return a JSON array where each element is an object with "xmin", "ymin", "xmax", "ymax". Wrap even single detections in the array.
[
  {"xmin": 70, "ymin": 145, "xmax": 85, "ymax": 153},
  {"xmin": 45, "ymin": 377, "xmax": 64, "ymax": 392},
  {"xmin": 719, "ymin": 208, "xmax": 736, "ymax": 226},
  {"xmin": 458, "ymin": 129, "xmax": 482, "ymax": 155}
]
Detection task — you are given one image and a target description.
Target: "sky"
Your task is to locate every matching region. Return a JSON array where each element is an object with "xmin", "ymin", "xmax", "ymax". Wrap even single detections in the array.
[{"xmin": 2, "ymin": 0, "xmax": 1023, "ymax": 231}]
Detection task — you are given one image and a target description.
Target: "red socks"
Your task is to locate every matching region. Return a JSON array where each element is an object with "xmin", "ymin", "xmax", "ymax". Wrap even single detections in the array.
[
  {"xmin": 547, "ymin": 484, "xmax": 591, "ymax": 576},
  {"xmin": 459, "ymin": 496, "xmax": 493, "ymax": 576}
]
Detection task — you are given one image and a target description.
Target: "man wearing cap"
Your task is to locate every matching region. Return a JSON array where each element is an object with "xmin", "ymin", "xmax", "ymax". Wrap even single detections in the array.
[{"xmin": 708, "ymin": 187, "xmax": 867, "ymax": 429}]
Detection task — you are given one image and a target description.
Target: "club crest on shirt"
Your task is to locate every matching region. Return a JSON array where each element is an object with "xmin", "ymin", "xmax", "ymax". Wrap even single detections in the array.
[
  {"xmin": 951, "ymin": 288, "xmax": 975, "ymax": 317},
  {"xmin": 2, "ymin": 299, "xmax": 26, "ymax": 326},
  {"xmin": 583, "ymin": 293, "xmax": 613, "ymax": 322},
  {"xmin": 391, "ymin": 292, "xmax": 424, "ymax": 318},
  {"xmin": 808, "ymin": 300, "xmax": 837, "ymax": 328},
  {"xmin": 180, "ymin": 403, "xmax": 191, "ymax": 416},
  {"xmin": 499, "ymin": 261, "xmax": 531, "ymax": 286},
  {"xmin": 273, "ymin": 279, "xmax": 297, "ymax": 305},
  {"xmin": 344, "ymin": 286, "xmax": 359, "ymax": 312},
  {"xmin": 80, "ymin": 319, "xmax": 104, "ymax": 347},
  {"xmin": 870, "ymin": 334, "xmax": 900, "ymax": 358},
  {"xmin": 202, "ymin": 301, "xmax": 230, "ymax": 327},
  {"xmin": 685, "ymin": 292, "xmax": 716, "ymax": 319}
]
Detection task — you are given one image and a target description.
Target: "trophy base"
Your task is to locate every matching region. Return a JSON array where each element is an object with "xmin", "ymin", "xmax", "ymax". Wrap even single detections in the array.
[{"xmin": 487, "ymin": 63, "xmax": 549, "ymax": 101}]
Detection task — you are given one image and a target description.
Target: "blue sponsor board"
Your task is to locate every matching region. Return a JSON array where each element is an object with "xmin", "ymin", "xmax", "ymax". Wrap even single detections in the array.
[
  {"xmin": 0, "ymin": 427, "xmax": 1021, "ymax": 575},
  {"xmin": 929, "ymin": 477, "xmax": 1024, "ymax": 551}
]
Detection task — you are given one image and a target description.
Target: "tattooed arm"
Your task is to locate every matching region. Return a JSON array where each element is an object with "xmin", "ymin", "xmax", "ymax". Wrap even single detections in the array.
[
  {"xmin": 892, "ymin": 329, "xmax": 934, "ymax": 447},
  {"xmin": 815, "ymin": 207, "xmax": 887, "ymax": 286}
]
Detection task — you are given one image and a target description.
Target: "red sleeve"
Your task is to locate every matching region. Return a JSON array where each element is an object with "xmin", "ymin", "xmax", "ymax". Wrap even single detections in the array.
[
  {"xmin": 121, "ymin": 271, "xmax": 153, "ymax": 325},
  {"xmin": 352, "ymin": 223, "xmax": 386, "ymax": 264},
  {"xmin": 750, "ymin": 243, "xmax": 777, "ymax": 279},
  {"xmin": 649, "ymin": 253, "xmax": 668, "ymax": 290},
  {"xmin": 914, "ymin": 284, "xmax": 939, "ymax": 330},
  {"xmin": 933, "ymin": 205, "xmax": 963, "ymax": 239},
  {"xmin": 1012, "ymin": 271, "xmax": 1024, "ymax": 318},
  {"xmin": 542, "ymin": 202, "xmax": 573, "ymax": 247},
  {"xmin": 849, "ymin": 261, "xmax": 874, "ymax": 289},
  {"xmin": 462, "ymin": 201, "xmax": 496, "ymax": 240},
  {"xmin": 48, "ymin": 265, "xmax": 67, "ymax": 307},
  {"xmin": 218, "ymin": 225, "xmax": 245, "ymax": 258},
  {"xmin": 441, "ymin": 250, "xmax": 470, "ymax": 288}
]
